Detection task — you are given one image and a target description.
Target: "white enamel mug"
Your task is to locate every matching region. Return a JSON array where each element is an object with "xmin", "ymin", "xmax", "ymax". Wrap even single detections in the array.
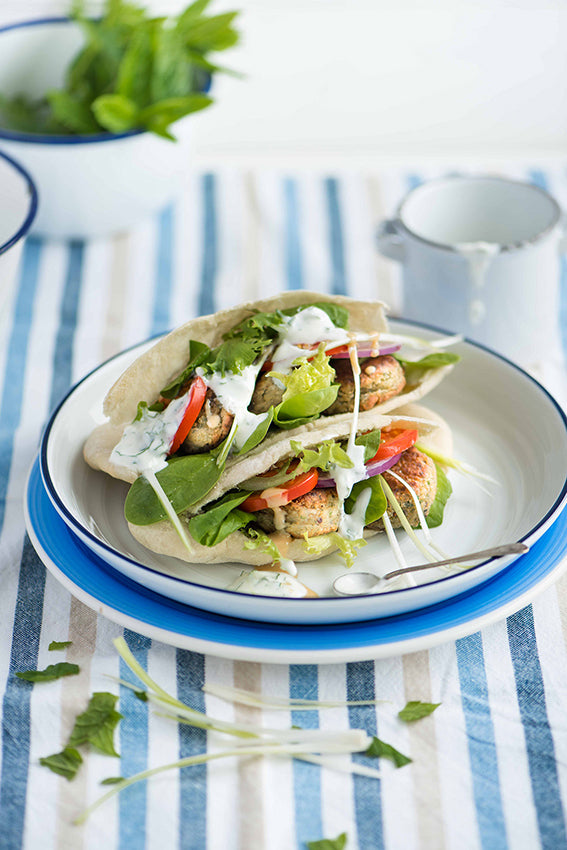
[{"xmin": 377, "ymin": 176, "xmax": 565, "ymax": 367}]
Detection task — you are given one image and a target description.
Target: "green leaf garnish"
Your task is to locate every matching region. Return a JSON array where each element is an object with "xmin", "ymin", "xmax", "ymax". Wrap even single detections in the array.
[
  {"xmin": 273, "ymin": 386, "xmax": 339, "ymax": 430},
  {"xmin": 354, "ymin": 429, "xmax": 382, "ymax": 462},
  {"xmin": 101, "ymin": 776, "xmax": 126, "ymax": 785},
  {"xmin": 160, "ymin": 340, "xmax": 211, "ymax": 399},
  {"xmin": 40, "ymin": 747, "xmax": 83, "ymax": 781},
  {"xmin": 281, "ymin": 301, "xmax": 349, "ymax": 329},
  {"xmin": 134, "ymin": 690, "xmax": 148, "ymax": 702},
  {"xmin": 242, "ymin": 528, "xmax": 281, "ymax": 563},
  {"xmin": 68, "ymin": 692, "xmax": 123, "ymax": 757},
  {"xmin": 270, "ymin": 346, "xmax": 335, "ymax": 401},
  {"xmin": 365, "ymin": 736, "xmax": 412, "ymax": 767},
  {"xmin": 426, "ymin": 464, "xmax": 452, "ymax": 528},
  {"xmin": 398, "ymin": 701, "xmax": 441, "ymax": 723},
  {"xmin": 307, "ymin": 833, "xmax": 348, "ymax": 850},
  {"xmin": 16, "ymin": 663, "xmax": 80, "ymax": 683},
  {"xmin": 188, "ymin": 492, "xmax": 253, "ymax": 546},
  {"xmin": 48, "ymin": 640, "xmax": 73, "ymax": 651},
  {"xmin": 234, "ymin": 409, "xmax": 274, "ymax": 456}
]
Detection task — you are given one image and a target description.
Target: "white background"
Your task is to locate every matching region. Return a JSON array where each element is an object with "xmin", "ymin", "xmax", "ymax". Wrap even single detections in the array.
[{"xmin": 0, "ymin": 0, "xmax": 566, "ymax": 165}]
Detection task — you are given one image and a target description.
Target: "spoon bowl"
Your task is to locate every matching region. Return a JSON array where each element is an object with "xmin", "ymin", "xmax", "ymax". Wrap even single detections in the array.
[{"xmin": 332, "ymin": 572, "xmax": 382, "ymax": 597}]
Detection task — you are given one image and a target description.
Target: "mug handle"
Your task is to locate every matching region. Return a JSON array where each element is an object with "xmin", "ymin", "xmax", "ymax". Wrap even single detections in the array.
[{"xmin": 376, "ymin": 219, "xmax": 405, "ymax": 263}]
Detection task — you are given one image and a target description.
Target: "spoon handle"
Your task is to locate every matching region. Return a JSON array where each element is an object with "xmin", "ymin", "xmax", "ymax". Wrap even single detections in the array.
[{"xmin": 383, "ymin": 542, "xmax": 529, "ymax": 580}]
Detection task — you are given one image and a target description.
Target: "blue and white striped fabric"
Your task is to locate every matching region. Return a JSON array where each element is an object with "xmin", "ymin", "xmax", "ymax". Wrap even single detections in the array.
[{"xmin": 2, "ymin": 163, "xmax": 567, "ymax": 850}]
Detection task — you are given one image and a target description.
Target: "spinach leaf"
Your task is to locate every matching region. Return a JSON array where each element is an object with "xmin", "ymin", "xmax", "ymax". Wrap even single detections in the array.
[
  {"xmin": 160, "ymin": 339, "xmax": 210, "ymax": 399},
  {"xmin": 365, "ymin": 736, "xmax": 412, "ymax": 768},
  {"xmin": 16, "ymin": 663, "xmax": 80, "ymax": 683},
  {"xmin": 235, "ymin": 408, "xmax": 274, "ymax": 455},
  {"xmin": 40, "ymin": 747, "xmax": 83, "ymax": 781},
  {"xmin": 188, "ymin": 492, "xmax": 253, "ymax": 546},
  {"xmin": 125, "ymin": 450, "xmax": 224, "ymax": 525},
  {"xmin": 273, "ymin": 386, "xmax": 339, "ymax": 429},
  {"xmin": 354, "ymin": 429, "xmax": 382, "ymax": 462},
  {"xmin": 48, "ymin": 640, "xmax": 73, "ymax": 651},
  {"xmin": 398, "ymin": 701, "xmax": 441, "ymax": 722},
  {"xmin": 68, "ymin": 692, "xmax": 123, "ymax": 757},
  {"xmin": 426, "ymin": 464, "xmax": 452, "ymax": 528},
  {"xmin": 344, "ymin": 476, "xmax": 387, "ymax": 525},
  {"xmin": 397, "ymin": 352, "xmax": 460, "ymax": 385},
  {"xmin": 307, "ymin": 834, "xmax": 348, "ymax": 850}
]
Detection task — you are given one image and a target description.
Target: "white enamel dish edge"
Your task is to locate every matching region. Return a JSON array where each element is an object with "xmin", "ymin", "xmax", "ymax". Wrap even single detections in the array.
[{"xmin": 39, "ymin": 320, "xmax": 567, "ymax": 625}]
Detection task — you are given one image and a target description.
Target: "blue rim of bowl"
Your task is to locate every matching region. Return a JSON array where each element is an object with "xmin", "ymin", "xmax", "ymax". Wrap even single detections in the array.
[
  {"xmin": 38, "ymin": 317, "xmax": 567, "ymax": 606},
  {"xmin": 0, "ymin": 148, "xmax": 38, "ymax": 255},
  {"xmin": 0, "ymin": 17, "xmax": 210, "ymax": 146}
]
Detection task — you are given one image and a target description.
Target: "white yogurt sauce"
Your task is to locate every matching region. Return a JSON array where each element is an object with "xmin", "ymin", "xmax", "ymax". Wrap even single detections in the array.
[
  {"xmin": 454, "ymin": 241, "xmax": 500, "ymax": 326},
  {"xmin": 228, "ymin": 569, "xmax": 307, "ymax": 597},
  {"xmin": 110, "ymin": 394, "xmax": 188, "ymax": 474},
  {"xmin": 197, "ymin": 362, "xmax": 270, "ymax": 452}
]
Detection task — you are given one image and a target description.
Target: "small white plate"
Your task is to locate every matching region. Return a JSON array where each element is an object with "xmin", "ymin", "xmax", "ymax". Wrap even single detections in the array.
[{"xmin": 39, "ymin": 320, "xmax": 567, "ymax": 625}]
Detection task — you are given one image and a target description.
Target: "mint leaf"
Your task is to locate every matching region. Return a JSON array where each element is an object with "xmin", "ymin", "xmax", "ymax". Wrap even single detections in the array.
[
  {"xmin": 48, "ymin": 641, "xmax": 73, "ymax": 651},
  {"xmin": 40, "ymin": 747, "xmax": 82, "ymax": 781},
  {"xmin": 307, "ymin": 833, "xmax": 348, "ymax": 850},
  {"xmin": 134, "ymin": 690, "xmax": 148, "ymax": 702},
  {"xmin": 46, "ymin": 89, "xmax": 100, "ymax": 134},
  {"xmin": 16, "ymin": 663, "xmax": 80, "ymax": 683},
  {"xmin": 101, "ymin": 776, "xmax": 125, "ymax": 785},
  {"xmin": 365, "ymin": 736, "xmax": 412, "ymax": 768},
  {"xmin": 398, "ymin": 701, "xmax": 441, "ymax": 723},
  {"xmin": 92, "ymin": 94, "xmax": 139, "ymax": 133},
  {"xmin": 426, "ymin": 464, "xmax": 452, "ymax": 528},
  {"xmin": 68, "ymin": 692, "xmax": 123, "ymax": 757}
]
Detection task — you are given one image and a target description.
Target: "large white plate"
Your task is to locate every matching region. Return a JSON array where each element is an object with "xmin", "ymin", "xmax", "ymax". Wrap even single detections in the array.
[{"xmin": 39, "ymin": 320, "xmax": 567, "ymax": 624}]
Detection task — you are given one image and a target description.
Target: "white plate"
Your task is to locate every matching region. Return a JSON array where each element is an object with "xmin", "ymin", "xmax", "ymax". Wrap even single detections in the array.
[{"xmin": 39, "ymin": 320, "xmax": 567, "ymax": 624}]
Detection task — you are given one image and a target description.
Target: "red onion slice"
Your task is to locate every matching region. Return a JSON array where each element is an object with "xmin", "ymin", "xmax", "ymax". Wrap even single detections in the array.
[
  {"xmin": 328, "ymin": 344, "xmax": 401, "ymax": 359},
  {"xmin": 315, "ymin": 452, "xmax": 402, "ymax": 487}
]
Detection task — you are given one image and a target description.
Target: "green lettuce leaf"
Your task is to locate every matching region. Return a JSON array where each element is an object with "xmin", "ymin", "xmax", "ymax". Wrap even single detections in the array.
[
  {"xmin": 273, "ymin": 386, "xmax": 339, "ymax": 429},
  {"xmin": 242, "ymin": 528, "xmax": 281, "ymax": 563},
  {"xmin": 290, "ymin": 439, "xmax": 353, "ymax": 474}
]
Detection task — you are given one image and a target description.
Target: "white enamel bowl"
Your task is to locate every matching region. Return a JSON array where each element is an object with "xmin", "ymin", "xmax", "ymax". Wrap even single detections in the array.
[
  {"xmin": 0, "ymin": 18, "xmax": 200, "ymax": 238},
  {"xmin": 0, "ymin": 148, "xmax": 37, "ymax": 325},
  {"xmin": 39, "ymin": 321, "xmax": 567, "ymax": 625}
]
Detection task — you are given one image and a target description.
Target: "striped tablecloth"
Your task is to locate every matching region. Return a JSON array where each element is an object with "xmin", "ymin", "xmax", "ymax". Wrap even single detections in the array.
[{"xmin": 2, "ymin": 162, "xmax": 567, "ymax": 850}]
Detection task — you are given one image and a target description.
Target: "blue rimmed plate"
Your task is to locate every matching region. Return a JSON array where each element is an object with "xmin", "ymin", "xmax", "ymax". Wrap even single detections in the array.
[
  {"xmin": 25, "ymin": 457, "xmax": 567, "ymax": 663},
  {"xmin": 37, "ymin": 319, "xmax": 567, "ymax": 624}
]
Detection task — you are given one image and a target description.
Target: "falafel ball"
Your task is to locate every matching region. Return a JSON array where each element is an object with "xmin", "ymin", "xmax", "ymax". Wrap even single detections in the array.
[
  {"xmin": 249, "ymin": 373, "xmax": 285, "ymax": 414},
  {"xmin": 181, "ymin": 389, "xmax": 234, "ymax": 454},
  {"xmin": 254, "ymin": 488, "xmax": 340, "ymax": 538},
  {"xmin": 367, "ymin": 446, "xmax": 437, "ymax": 531},
  {"xmin": 324, "ymin": 355, "xmax": 406, "ymax": 415}
]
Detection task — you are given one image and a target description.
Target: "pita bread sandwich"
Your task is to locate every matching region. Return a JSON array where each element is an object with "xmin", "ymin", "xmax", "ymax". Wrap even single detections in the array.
[{"xmin": 84, "ymin": 292, "xmax": 458, "ymax": 571}]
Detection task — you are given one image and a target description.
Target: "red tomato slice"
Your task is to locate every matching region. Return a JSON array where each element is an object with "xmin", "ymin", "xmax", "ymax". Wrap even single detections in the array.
[
  {"xmin": 168, "ymin": 377, "xmax": 207, "ymax": 455},
  {"xmin": 240, "ymin": 469, "xmax": 319, "ymax": 511},
  {"xmin": 368, "ymin": 428, "xmax": 418, "ymax": 464},
  {"xmin": 325, "ymin": 344, "xmax": 349, "ymax": 357}
]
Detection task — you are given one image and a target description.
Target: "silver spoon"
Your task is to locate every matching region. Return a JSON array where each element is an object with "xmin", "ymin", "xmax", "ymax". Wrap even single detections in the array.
[{"xmin": 332, "ymin": 542, "xmax": 529, "ymax": 596}]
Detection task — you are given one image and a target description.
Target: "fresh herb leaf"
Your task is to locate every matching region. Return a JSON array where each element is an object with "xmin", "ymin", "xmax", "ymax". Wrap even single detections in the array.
[
  {"xmin": 397, "ymin": 352, "xmax": 460, "ymax": 385},
  {"xmin": 426, "ymin": 464, "xmax": 452, "ymax": 528},
  {"xmin": 101, "ymin": 776, "xmax": 125, "ymax": 785},
  {"xmin": 16, "ymin": 663, "xmax": 80, "ymax": 683},
  {"xmin": 134, "ymin": 690, "xmax": 148, "ymax": 702},
  {"xmin": 307, "ymin": 833, "xmax": 348, "ymax": 850},
  {"xmin": 48, "ymin": 640, "xmax": 73, "ymax": 651},
  {"xmin": 92, "ymin": 93, "xmax": 139, "ymax": 132},
  {"xmin": 365, "ymin": 736, "xmax": 412, "ymax": 767},
  {"xmin": 188, "ymin": 492, "xmax": 253, "ymax": 546},
  {"xmin": 345, "ymin": 476, "xmax": 387, "ymax": 525},
  {"xmin": 398, "ymin": 701, "xmax": 441, "ymax": 722},
  {"xmin": 68, "ymin": 692, "xmax": 123, "ymax": 757},
  {"xmin": 40, "ymin": 747, "xmax": 83, "ymax": 781},
  {"xmin": 204, "ymin": 336, "xmax": 269, "ymax": 377},
  {"xmin": 160, "ymin": 339, "xmax": 211, "ymax": 399}
]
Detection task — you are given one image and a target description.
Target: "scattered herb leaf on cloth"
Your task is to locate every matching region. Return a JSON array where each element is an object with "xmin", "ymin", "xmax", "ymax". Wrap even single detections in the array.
[
  {"xmin": 68, "ymin": 692, "xmax": 123, "ymax": 757},
  {"xmin": 48, "ymin": 640, "xmax": 73, "ymax": 651},
  {"xmin": 16, "ymin": 663, "xmax": 79, "ymax": 682},
  {"xmin": 398, "ymin": 701, "xmax": 441, "ymax": 722},
  {"xmin": 39, "ymin": 747, "xmax": 83, "ymax": 781},
  {"xmin": 365, "ymin": 736, "xmax": 412, "ymax": 768},
  {"xmin": 307, "ymin": 833, "xmax": 348, "ymax": 850}
]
